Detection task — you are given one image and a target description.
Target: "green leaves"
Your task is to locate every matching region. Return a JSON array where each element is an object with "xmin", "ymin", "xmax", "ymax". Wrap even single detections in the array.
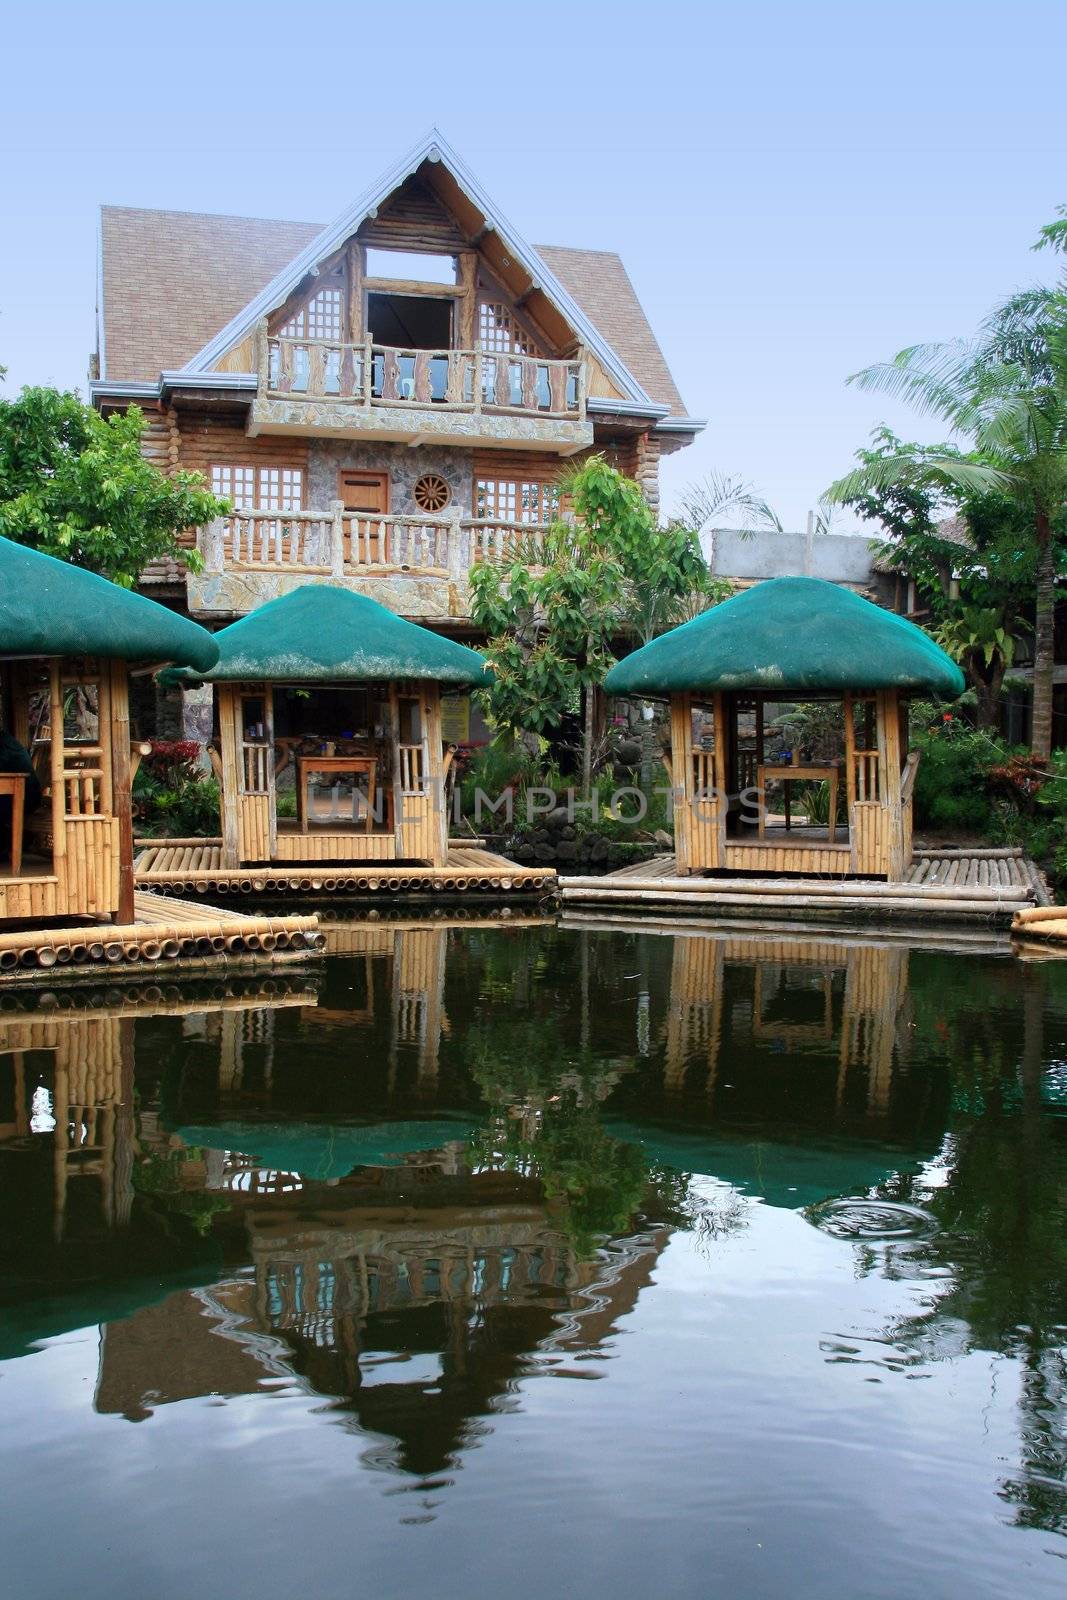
[
  {"xmin": 0, "ymin": 387, "xmax": 226, "ymax": 586},
  {"xmin": 471, "ymin": 455, "xmax": 716, "ymax": 752}
]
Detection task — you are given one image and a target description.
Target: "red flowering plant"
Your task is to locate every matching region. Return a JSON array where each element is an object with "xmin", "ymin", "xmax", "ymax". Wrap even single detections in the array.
[{"xmin": 133, "ymin": 740, "xmax": 218, "ymax": 837}]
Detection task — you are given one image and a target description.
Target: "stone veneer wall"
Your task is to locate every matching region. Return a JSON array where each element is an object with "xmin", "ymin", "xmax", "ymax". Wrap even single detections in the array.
[{"xmin": 307, "ymin": 441, "xmax": 474, "ymax": 516}]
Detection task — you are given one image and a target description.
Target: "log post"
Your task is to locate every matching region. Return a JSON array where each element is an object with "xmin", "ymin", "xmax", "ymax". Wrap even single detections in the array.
[
  {"xmin": 109, "ymin": 660, "xmax": 135, "ymax": 924},
  {"xmin": 255, "ymin": 316, "xmax": 270, "ymax": 394},
  {"xmin": 330, "ymin": 499, "xmax": 345, "ymax": 579}
]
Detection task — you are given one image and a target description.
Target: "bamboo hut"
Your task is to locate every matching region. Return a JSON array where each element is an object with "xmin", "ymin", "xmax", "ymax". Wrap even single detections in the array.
[
  {"xmin": 604, "ymin": 576, "xmax": 965, "ymax": 880},
  {"xmin": 162, "ymin": 585, "xmax": 488, "ymax": 871},
  {"xmin": 0, "ymin": 536, "xmax": 218, "ymax": 924}
]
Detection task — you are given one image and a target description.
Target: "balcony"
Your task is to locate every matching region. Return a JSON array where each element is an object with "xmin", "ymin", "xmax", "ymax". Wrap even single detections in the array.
[
  {"xmin": 186, "ymin": 505, "xmax": 549, "ymax": 623},
  {"xmin": 246, "ymin": 321, "xmax": 593, "ymax": 453}
]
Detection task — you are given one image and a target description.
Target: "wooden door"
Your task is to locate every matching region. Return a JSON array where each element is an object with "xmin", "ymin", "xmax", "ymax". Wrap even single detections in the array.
[{"xmin": 339, "ymin": 470, "xmax": 389, "ymax": 565}]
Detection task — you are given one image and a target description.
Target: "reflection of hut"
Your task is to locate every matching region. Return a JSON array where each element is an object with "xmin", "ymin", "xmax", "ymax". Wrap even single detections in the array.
[
  {"xmin": 662, "ymin": 931, "xmax": 909, "ymax": 1115},
  {"xmin": 0, "ymin": 536, "xmax": 218, "ymax": 922},
  {"xmin": 162, "ymin": 585, "xmax": 486, "ymax": 871},
  {"xmin": 605, "ymin": 577, "xmax": 964, "ymax": 879},
  {"xmin": 0, "ymin": 1012, "xmax": 135, "ymax": 1242}
]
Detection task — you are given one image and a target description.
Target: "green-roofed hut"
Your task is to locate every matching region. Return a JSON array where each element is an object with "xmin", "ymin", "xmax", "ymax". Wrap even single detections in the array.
[
  {"xmin": 162, "ymin": 585, "xmax": 488, "ymax": 870},
  {"xmin": 0, "ymin": 536, "xmax": 218, "ymax": 924},
  {"xmin": 603, "ymin": 577, "xmax": 966, "ymax": 881}
]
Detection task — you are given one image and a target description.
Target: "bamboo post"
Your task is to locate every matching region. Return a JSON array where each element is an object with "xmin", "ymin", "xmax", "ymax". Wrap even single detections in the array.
[
  {"xmin": 109, "ymin": 660, "xmax": 135, "ymax": 924},
  {"xmin": 219, "ymin": 685, "xmax": 242, "ymax": 869},
  {"xmin": 880, "ymin": 688, "xmax": 904, "ymax": 881}
]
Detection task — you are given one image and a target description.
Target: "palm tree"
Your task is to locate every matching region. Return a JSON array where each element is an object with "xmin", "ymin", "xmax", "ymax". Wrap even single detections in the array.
[{"xmin": 827, "ymin": 288, "xmax": 1067, "ymax": 762}]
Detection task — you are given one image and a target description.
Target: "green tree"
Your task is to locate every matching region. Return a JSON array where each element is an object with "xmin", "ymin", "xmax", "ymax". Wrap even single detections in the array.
[
  {"xmin": 837, "ymin": 428, "xmax": 1038, "ymax": 727},
  {"xmin": 827, "ymin": 279, "xmax": 1067, "ymax": 761},
  {"xmin": 0, "ymin": 387, "xmax": 226, "ymax": 585},
  {"xmin": 470, "ymin": 455, "xmax": 716, "ymax": 793}
]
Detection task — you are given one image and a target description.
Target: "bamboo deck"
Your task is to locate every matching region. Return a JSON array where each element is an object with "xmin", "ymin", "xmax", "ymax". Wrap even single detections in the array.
[
  {"xmin": 1011, "ymin": 902, "xmax": 1067, "ymax": 955},
  {"xmin": 134, "ymin": 843, "xmax": 555, "ymax": 899},
  {"xmin": 559, "ymin": 847, "xmax": 1053, "ymax": 930},
  {"xmin": 0, "ymin": 890, "xmax": 326, "ymax": 985}
]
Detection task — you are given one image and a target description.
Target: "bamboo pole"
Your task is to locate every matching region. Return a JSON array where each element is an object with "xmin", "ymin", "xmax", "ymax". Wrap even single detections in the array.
[{"xmin": 109, "ymin": 660, "xmax": 135, "ymax": 923}]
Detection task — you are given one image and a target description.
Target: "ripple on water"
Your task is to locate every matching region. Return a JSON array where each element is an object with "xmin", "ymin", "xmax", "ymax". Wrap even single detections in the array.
[{"xmin": 806, "ymin": 1198, "xmax": 939, "ymax": 1241}]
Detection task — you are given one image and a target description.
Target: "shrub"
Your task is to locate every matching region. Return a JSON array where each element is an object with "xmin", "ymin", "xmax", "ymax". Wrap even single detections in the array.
[{"xmin": 133, "ymin": 739, "xmax": 219, "ymax": 837}]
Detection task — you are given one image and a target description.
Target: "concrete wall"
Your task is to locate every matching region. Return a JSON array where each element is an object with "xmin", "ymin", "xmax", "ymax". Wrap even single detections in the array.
[{"xmin": 703, "ymin": 528, "xmax": 877, "ymax": 586}]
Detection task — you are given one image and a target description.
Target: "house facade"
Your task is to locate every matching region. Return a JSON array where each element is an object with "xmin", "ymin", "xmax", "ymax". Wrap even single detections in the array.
[{"xmin": 91, "ymin": 131, "xmax": 702, "ymax": 656}]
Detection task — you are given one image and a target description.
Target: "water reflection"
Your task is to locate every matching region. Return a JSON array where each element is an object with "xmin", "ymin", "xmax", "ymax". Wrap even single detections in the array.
[{"xmin": 0, "ymin": 920, "xmax": 1065, "ymax": 1576}]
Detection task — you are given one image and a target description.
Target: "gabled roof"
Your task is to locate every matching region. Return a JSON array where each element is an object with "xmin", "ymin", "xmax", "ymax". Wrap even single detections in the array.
[
  {"xmin": 160, "ymin": 584, "xmax": 489, "ymax": 685},
  {"xmin": 184, "ymin": 130, "xmax": 651, "ymax": 405},
  {"xmin": 0, "ymin": 536, "xmax": 219, "ymax": 670},
  {"xmin": 603, "ymin": 576, "xmax": 965, "ymax": 697},
  {"xmin": 98, "ymin": 131, "xmax": 693, "ymax": 421}
]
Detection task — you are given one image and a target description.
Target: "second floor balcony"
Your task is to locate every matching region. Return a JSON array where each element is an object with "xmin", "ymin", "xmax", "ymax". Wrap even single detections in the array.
[
  {"xmin": 247, "ymin": 321, "xmax": 593, "ymax": 453},
  {"xmin": 187, "ymin": 503, "xmax": 551, "ymax": 623}
]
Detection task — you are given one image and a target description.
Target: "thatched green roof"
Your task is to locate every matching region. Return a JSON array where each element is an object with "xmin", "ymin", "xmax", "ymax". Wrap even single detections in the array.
[
  {"xmin": 0, "ymin": 536, "xmax": 219, "ymax": 671},
  {"xmin": 604, "ymin": 576, "xmax": 965, "ymax": 697},
  {"xmin": 161, "ymin": 585, "xmax": 488, "ymax": 686}
]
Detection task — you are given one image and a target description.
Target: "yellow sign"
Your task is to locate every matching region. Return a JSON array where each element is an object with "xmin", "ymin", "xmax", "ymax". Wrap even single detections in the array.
[{"xmin": 440, "ymin": 695, "xmax": 471, "ymax": 744}]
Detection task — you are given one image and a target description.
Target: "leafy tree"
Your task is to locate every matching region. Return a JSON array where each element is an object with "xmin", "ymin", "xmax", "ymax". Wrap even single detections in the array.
[
  {"xmin": 471, "ymin": 456, "xmax": 717, "ymax": 792},
  {"xmin": 0, "ymin": 387, "xmax": 226, "ymax": 585},
  {"xmin": 827, "ymin": 277, "xmax": 1067, "ymax": 761},
  {"xmin": 836, "ymin": 428, "xmax": 1040, "ymax": 727}
]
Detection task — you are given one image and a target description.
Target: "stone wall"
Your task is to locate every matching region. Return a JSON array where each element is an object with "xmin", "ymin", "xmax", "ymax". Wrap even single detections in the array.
[{"xmin": 307, "ymin": 440, "xmax": 475, "ymax": 516}]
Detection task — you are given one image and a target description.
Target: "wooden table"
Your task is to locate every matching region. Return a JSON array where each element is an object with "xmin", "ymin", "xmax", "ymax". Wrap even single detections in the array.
[
  {"xmin": 0, "ymin": 773, "xmax": 27, "ymax": 875},
  {"xmin": 757, "ymin": 763, "xmax": 840, "ymax": 843},
  {"xmin": 296, "ymin": 756, "xmax": 377, "ymax": 832}
]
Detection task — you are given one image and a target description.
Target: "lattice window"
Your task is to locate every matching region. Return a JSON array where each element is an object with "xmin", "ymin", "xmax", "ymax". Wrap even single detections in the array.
[
  {"xmin": 211, "ymin": 465, "xmax": 304, "ymax": 511},
  {"xmin": 478, "ymin": 300, "xmax": 535, "ymax": 355},
  {"xmin": 257, "ymin": 467, "xmax": 304, "ymax": 512},
  {"xmin": 280, "ymin": 286, "xmax": 343, "ymax": 341},
  {"xmin": 211, "ymin": 464, "xmax": 256, "ymax": 509},
  {"xmin": 475, "ymin": 475, "xmax": 560, "ymax": 524}
]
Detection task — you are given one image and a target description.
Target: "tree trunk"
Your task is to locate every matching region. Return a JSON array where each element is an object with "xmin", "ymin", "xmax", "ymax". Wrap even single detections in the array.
[
  {"xmin": 582, "ymin": 678, "xmax": 594, "ymax": 799},
  {"xmin": 1031, "ymin": 511, "xmax": 1056, "ymax": 763},
  {"xmin": 970, "ymin": 655, "xmax": 1005, "ymax": 731}
]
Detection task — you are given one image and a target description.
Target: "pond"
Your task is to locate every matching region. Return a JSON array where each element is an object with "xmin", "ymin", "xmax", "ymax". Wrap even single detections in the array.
[{"xmin": 1, "ymin": 918, "xmax": 1065, "ymax": 1599}]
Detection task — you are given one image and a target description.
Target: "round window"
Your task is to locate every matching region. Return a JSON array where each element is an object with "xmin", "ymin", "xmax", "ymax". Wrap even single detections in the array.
[{"xmin": 413, "ymin": 473, "xmax": 452, "ymax": 514}]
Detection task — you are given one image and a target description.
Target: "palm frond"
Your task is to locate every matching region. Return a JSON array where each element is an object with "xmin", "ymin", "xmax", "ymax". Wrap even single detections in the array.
[
  {"xmin": 678, "ymin": 471, "xmax": 782, "ymax": 537},
  {"xmin": 826, "ymin": 452, "xmax": 1012, "ymax": 507}
]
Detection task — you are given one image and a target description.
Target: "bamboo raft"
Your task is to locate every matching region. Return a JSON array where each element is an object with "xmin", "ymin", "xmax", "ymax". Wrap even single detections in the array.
[
  {"xmin": 134, "ymin": 842, "xmax": 555, "ymax": 899},
  {"xmin": 559, "ymin": 847, "xmax": 1052, "ymax": 930},
  {"xmin": 0, "ymin": 890, "xmax": 326, "ymax": 985}
]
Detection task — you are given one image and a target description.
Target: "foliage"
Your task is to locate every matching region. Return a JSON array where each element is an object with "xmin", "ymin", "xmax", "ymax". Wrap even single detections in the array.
[
  {"xmin": 0, "ymin": 387, "xmax": 226, "ymax": 585},
  {"xmin": 826, "ymin": 262, "xmax": 1067, "ymax": 760},
  {"xmin": 132, "ymin": 1147, "xmax": 231, "ymax": 1236},
  {"xmin": 133, "ymin": 740, "xmax": 220, "ymax": 836},
  {"xmin": 471, "ymin": 457, "xmax": 717, "ymax": 787}
]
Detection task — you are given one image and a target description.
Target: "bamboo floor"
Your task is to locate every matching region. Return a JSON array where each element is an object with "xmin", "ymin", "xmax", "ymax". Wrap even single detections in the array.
[
  {"xmin": 134, "ymin": 842, "xmax": 555, "ymax": 900},
  {"xmin": 559, "ymin": 846, "xmax": 1053, "ymax": 931},
  {"xmin": 0, "ymin": 890, "xmax": 326, "ymax": 985}
]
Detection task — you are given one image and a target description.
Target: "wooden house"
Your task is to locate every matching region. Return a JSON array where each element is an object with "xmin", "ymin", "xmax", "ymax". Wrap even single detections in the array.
[
  {"xmin": 604, "ymin": 576, "xmax": 966, "ymax": 881},
  {"xmin": 161, "ymin": 584, "xmax": 487, "ymax": 871},
  {"xmin": 90, "ymin": 129, "xmax": 701, "ymax": 740},
  {"xmin": 0, "ymin": 536, "xmax": 218, "ymax": 925}
]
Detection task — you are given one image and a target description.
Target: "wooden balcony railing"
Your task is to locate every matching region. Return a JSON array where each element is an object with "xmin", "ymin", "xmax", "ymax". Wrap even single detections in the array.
[
  {"xmin": 258, "ymin": 320, "xmax": 585, "ymax": 422},
  {"xmin": 200, "ymin": 505, "xmax": 553, "ymax": 583}
]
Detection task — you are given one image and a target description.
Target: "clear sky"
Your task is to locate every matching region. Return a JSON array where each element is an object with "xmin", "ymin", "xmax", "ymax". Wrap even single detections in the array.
[{"xmin": 2, "ymin": 0, "xmax": 1065, "ymax": 529}]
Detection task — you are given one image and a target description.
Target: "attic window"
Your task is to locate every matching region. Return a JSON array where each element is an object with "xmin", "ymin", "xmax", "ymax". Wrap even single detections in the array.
[
  {"xmin": 365, "ymin": 249, "xmax": 456, "ymax": 285},
  {"xmin": 280, "ymin": 287, "xmax": 343, "ymax": 342},
  {"xmin": 478, "ymin": 301, "xmax": 534, "ymax": 356}
]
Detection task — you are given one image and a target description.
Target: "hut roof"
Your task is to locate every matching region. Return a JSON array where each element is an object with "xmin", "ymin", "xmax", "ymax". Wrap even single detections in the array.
[
  {"xmin": 604, "ymin": 576, "xmax": 965, "ymax": 697},
  {"xmin": 161, "ymin": 585, "xmax": 488, "ymax": 685},
  {"xmin": 0, "ymin": 536, "xmax": 219, "ymax": 671}
]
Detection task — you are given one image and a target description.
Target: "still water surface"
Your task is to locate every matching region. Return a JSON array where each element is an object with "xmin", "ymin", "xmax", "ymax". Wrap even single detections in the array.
[{"xmin": 1, "ymin": 917, "xmax": 1065, "ymax": 1599}]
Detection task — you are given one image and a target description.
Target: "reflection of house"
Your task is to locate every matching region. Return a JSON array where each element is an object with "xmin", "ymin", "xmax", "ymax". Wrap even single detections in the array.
[
  {"xmin": 663, "ymin": 931, "xmax": 909, "ymax": 1115},
  {"xmin": 93, "ymin": 1155, "xmax": 668, "ymax": 1478}
]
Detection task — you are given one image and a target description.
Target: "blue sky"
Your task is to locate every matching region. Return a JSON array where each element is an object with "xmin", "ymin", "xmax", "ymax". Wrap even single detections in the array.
[{"xmin": 1, "ymin": 0, "xmax": 1065, "ymax": 529}]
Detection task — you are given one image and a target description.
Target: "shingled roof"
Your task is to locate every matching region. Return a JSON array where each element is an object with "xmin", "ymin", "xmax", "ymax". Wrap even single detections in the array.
[{"xmin": 99, "ymin": 210, "xmax": 688, "ymax": 415}]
